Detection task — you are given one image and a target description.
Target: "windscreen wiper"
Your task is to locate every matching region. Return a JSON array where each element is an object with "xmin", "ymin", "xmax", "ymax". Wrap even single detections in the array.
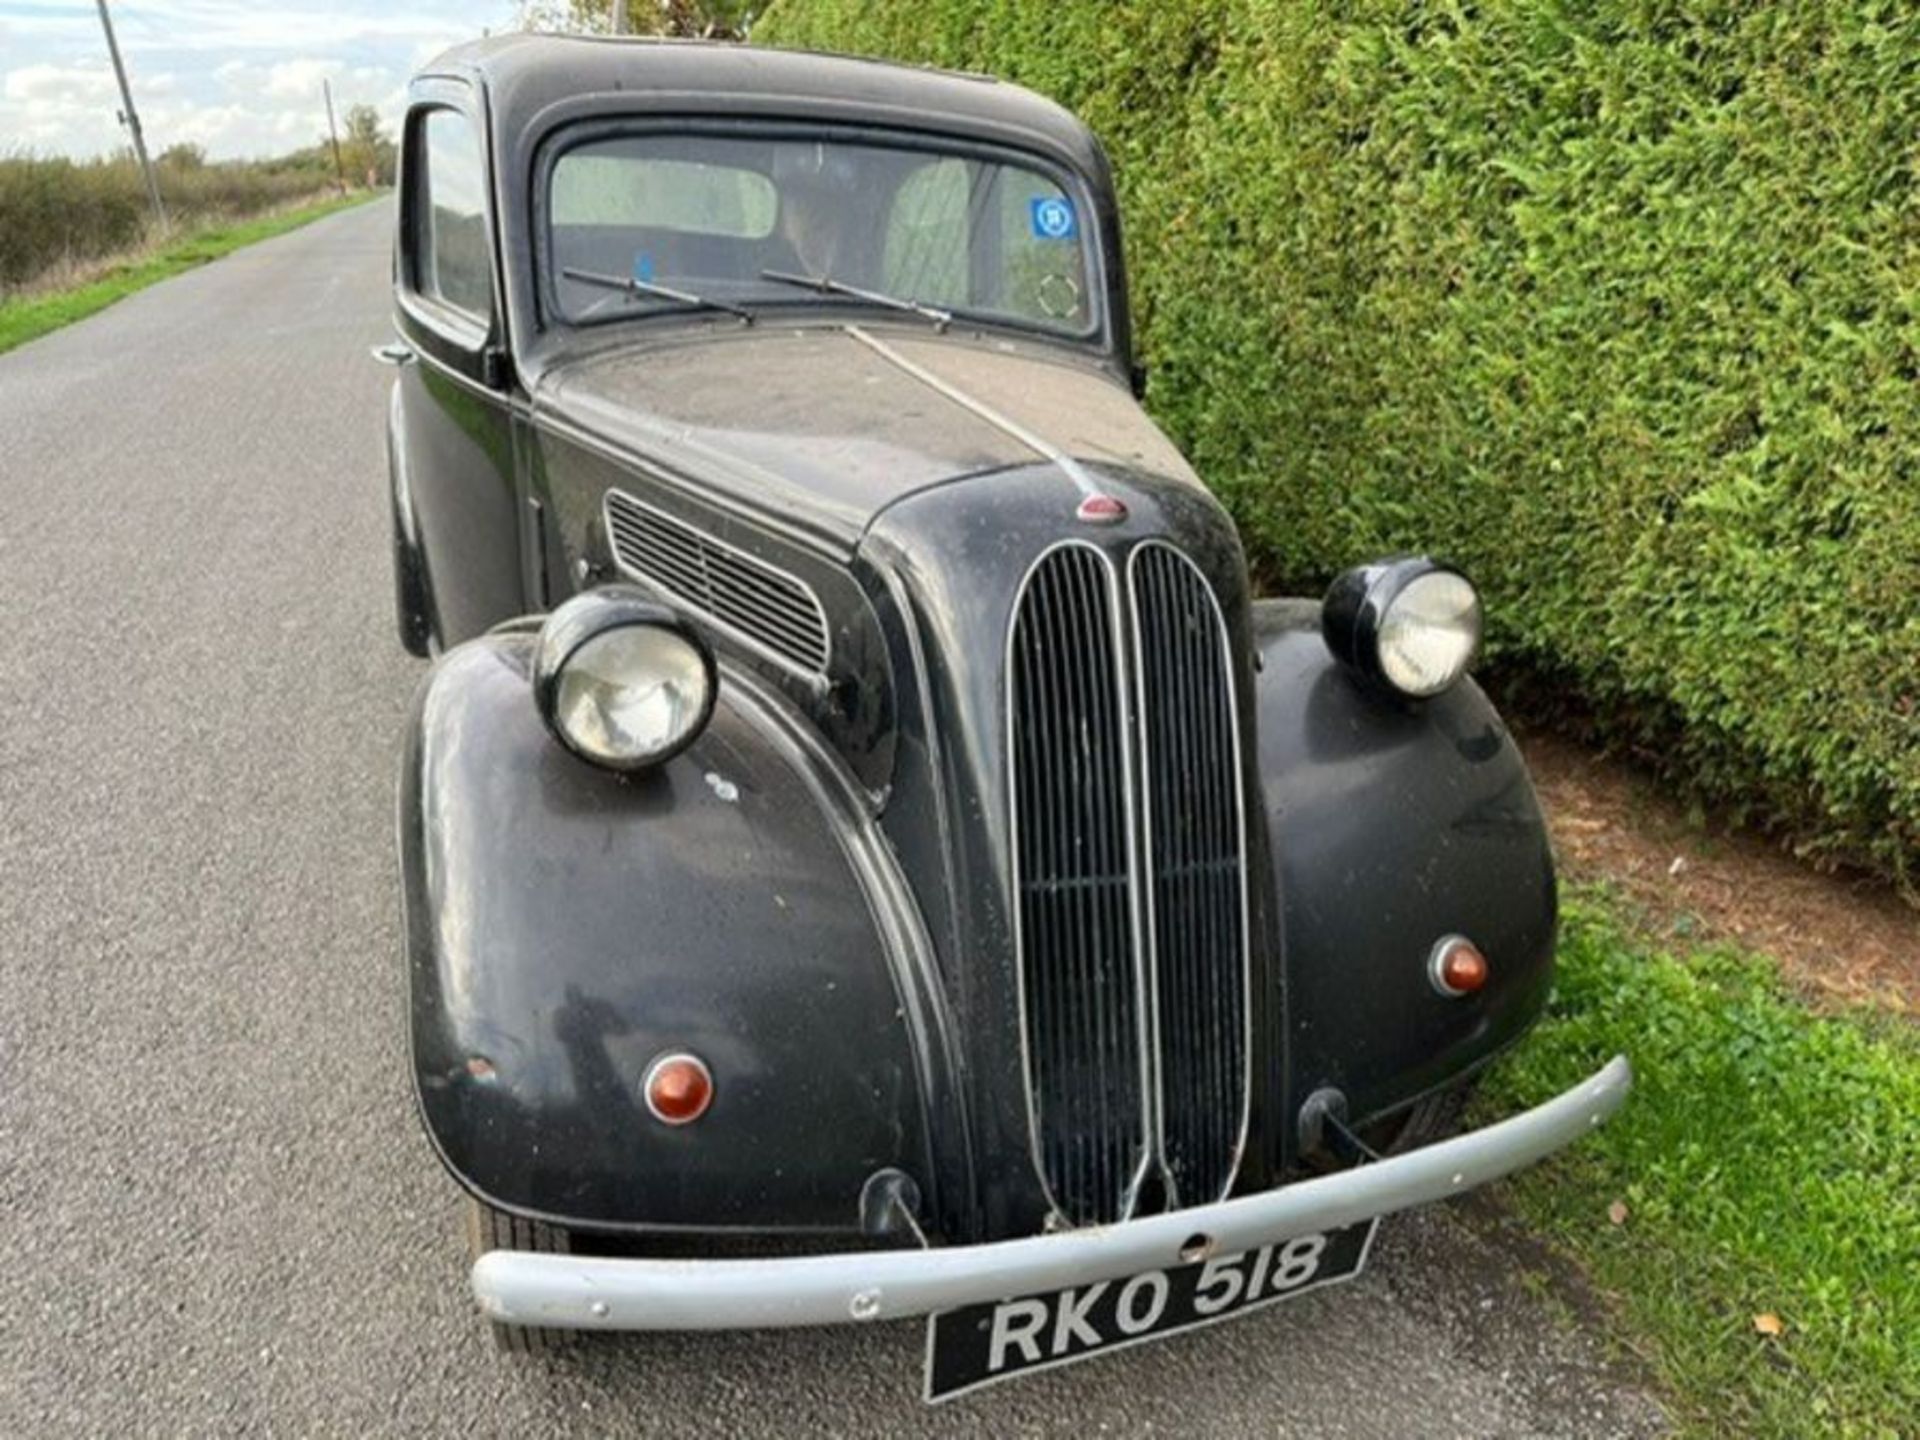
[
  {"xmin": 561, "ymin": 266, "xmax": 754, "ymax": 324},
  {"xmin": 759, "ymin": 269, "xmax": 951, "ymax": 330}
]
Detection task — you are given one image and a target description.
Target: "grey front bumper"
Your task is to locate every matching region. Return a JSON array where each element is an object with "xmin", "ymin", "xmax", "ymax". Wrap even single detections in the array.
[{"xmin": 472, "ymin": 1055, "xmax": 1630, "ymax": 1332}]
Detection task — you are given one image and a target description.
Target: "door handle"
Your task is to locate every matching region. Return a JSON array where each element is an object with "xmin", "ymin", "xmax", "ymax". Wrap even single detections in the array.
[{"xmin": 371, "ymin": 340, "xmax": 417, "ymax": 366}]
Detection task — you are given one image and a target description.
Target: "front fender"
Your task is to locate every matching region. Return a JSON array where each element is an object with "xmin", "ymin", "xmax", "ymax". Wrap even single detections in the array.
[
  {"xmin": 400, "ymin": 634, "xmax": 937, "ymax": 1234},
  {"xmin": 1253, "ymin": 601, "xmax": 1557, "ymax": 1128}
]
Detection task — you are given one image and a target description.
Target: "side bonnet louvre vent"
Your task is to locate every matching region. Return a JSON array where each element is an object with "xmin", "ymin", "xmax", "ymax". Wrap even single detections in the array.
[
  {"xmin": 1008, "ymin": 546, "xmax": 1146, "ymax": 1227},
  {"xmin": 1131, "ymin": 543, "xmax": 1249, "ymax": 1208},
  {"xmin": 604, "ymin": 489, "xmax": 831, "ymax": 678}
]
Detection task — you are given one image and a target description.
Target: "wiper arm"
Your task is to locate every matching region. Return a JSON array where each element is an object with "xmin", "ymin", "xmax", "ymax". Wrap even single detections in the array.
[
  {"xmin": 561, "ymin": 266, "xmax": 754, "ymax": 324},
  {"xmin": 759, "ymin": 269, "xmax": 951, "ymax": 330}
]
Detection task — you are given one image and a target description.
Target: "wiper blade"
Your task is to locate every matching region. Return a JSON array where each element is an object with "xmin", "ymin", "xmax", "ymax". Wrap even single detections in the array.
[
  {"xmin": 759, "ymin": 269, "xmax": 951, "ymax": 330},
  {"xmin": 561, "ymin": 266, "xmax": 754, "ymax": 324}
]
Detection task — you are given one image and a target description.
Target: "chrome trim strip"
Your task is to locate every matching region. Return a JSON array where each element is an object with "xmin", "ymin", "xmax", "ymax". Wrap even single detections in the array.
[
  {"xmin": 1127, "ymin": 541, "xmax": 1254, "ymax": 1207},
  {"xmin": 1106, "ymin": 544, "xmax": 1161, "ymax": 1220},
  {"xmin": 471, "ymin": 1057, "xmax": 1632, "ymax": 1332},
  {"xmin": 846, "ymin": 325, "xmax": 1104, "ymax": 499},
  {"xmin": 1109, "ymin": 543, "xmax": 1161, "ymax": 1222},
  {"xmin": 602, "ymin": 486, "xmax": 833, "ymax": 691},
  {"xmin": 1004, "ymin": 540, "xmax": 1153, "ymax": 1227}
]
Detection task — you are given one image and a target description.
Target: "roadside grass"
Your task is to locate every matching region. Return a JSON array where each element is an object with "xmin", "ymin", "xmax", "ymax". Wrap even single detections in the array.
[
  {"xmin": 1478, "ymin": 894, "xmax": 1920, "ymax": 1437},
  {"xmin": 0, "ymin": 192, "xmax": 379, "ymax": 357}
]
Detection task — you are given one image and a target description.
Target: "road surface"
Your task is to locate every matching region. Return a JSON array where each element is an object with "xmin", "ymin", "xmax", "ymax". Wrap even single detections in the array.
[{"xmin": 0, "ymin": 201, "xmax": 1665, "ymax": 1437}]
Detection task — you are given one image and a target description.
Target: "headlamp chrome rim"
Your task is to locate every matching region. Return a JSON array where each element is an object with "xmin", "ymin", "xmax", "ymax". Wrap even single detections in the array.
[
  {"xmin": 532, "ymin": 586, "xmax": 718, "ymax": 773},
  {"xmin": 1321, "ymin": 556, "xmax": 1482, "ymax": 699}
]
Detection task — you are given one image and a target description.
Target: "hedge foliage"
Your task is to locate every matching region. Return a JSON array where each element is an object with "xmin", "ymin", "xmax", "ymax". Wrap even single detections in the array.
[
  {"xmin": 757, "ymin": 0, "xmax": 1920, "ymax": 884},
  {"xmin": 0, "ymin": 134, "xmax": 391, "ymax": 295}
]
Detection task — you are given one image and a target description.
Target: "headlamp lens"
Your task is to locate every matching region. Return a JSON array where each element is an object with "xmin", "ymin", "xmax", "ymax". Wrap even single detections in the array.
[
  {"xmin": 552, "ymin": 624, "xmax": 712, "ymax": 767},
  {"xmin": 1377, "ymin": 570, "xmax": 1482, "ymax": 697}
]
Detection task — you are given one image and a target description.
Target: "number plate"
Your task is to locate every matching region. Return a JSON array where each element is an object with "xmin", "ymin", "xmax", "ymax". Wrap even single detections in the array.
[{"xmin": 923, "ymin": 1219, "xmax": 1377, "ymax": 1402}]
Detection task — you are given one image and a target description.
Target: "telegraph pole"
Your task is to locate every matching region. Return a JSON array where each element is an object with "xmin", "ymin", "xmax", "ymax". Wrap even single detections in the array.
[
  {"xmin": 612, "ymin": 0, "xmax": 630, "ymax": 34},
  {"xmin": 322, "ymin": 79, "xmax": 347, "ymax": 196},
  {"xmin": 94, "ymin": 0, "xmax": 166, "ymax": 229}
]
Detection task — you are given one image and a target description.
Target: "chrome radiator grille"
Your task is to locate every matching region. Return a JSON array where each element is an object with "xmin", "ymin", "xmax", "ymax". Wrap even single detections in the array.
[
  {"xmin": 604, "ymin": 488, "xmax": 831, "ymax": 678},
  {"xmin": 1131, "ymin": 543, "xmax": 1248, "ymax": 1207},
  {"xmin": 1008, "ymin": 546, "xmax": 1146, "ymax": 1226},
  {"xmin": 1007, "ymin": 541, "xmax": 1249, "ymax": 1226}
]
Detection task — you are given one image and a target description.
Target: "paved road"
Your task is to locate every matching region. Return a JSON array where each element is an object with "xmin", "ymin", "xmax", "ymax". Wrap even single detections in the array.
[{"xmin": 0, "ymin": 202, "xmax": 1665, "ymax": 1438}]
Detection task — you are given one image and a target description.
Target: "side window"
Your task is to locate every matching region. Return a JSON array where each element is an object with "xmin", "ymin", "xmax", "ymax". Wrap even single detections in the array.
[{"xmin": 413, "ymin": 108, "xmax": 492, "ymax": 322}]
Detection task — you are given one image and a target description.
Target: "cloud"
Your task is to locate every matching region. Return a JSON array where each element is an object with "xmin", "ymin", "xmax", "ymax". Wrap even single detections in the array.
[
  {"xmin": 5, "ymin": 62, "xmax": 122, "ymax": 105},
  {"xmin": 63, "ymin": 1, "xmax": 512, "ymax": 55},
  {"xmin": 211, "ymin": 56, "xmax": 381, "ymax": 100},
  {"xmin": 0, "ymin": 0, "xmax": 517, "ymax": 159},
  {"xmin": 0, "ymin": 63, "xmax": 337, "ymax": 161},
  {"xmin": 0, "ymin": 62, "xmax": 182, "ymax": 155},
  {"xmin": 263, "ymin": 57, "xmax": 343, "ymax": 100}
]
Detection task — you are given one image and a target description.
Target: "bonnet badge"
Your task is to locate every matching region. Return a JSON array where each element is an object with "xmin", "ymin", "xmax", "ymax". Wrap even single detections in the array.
[{"xmin": 1076, "ymin": 494, "xmax": 1128, "ymax": 525}]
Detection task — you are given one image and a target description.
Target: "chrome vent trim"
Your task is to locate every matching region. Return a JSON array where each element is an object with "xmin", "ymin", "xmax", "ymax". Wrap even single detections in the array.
[
  {"xmin": 1006, "ymin": 543, "xmax": 1151, "ymax": 1227},
  {"xmin": 603, "ymin": 488, "xmax": 831, "ymax": 681},
  {"xmin": 1130, "ymin": 542, "xmax": 1251, "ymax": 1207}
]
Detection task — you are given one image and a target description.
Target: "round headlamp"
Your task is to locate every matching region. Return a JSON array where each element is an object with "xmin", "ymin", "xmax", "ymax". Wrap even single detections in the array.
[
  {"xmin": 533, "ymin": 587, "xmax": 717, "ymax": 772},
  {"xmin": 1321, "ymin": 557, "xmax": 1482, "ymax": 699}
]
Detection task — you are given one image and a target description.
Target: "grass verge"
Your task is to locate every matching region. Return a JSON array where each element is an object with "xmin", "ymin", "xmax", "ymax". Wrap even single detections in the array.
[
  {"xmin": 0, "ymin": 192, "xmax": 379, "ymax": 357},
  {"xmin": 1478, "ymin": 894, "xmax": 1919, "ymax": 1437}
]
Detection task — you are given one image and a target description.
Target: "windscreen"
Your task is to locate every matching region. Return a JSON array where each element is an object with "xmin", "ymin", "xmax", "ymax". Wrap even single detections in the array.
[{"xmin": 547, "ymin": 132, "xmax": 1098, "ymax": 337}]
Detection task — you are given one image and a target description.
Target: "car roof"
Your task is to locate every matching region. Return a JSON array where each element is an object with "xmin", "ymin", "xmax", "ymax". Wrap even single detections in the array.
[{"xmin": 419, "ymin": 34, "xmax": 1106, "ymax": 176}]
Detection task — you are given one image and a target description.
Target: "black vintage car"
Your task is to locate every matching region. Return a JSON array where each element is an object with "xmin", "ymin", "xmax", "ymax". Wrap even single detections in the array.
[{"xmin": 381, "ymin": 34, "xmax": 1629, "ymax": 1398}]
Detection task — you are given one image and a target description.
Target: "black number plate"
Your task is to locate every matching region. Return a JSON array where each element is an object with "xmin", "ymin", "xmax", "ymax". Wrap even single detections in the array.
[{"xmin": 923, "ymin": 1219, "xmax": 1377, "ymax": 1402}]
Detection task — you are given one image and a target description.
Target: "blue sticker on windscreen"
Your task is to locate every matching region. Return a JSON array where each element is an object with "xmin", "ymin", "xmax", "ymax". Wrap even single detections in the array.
[
  {"xmin": 633, "ymin": 252, "xmax": 656, "ymax": 283},
  {"xmin": 1030, "ymin": 196, "xmax": 1078, "ymax": 241}
]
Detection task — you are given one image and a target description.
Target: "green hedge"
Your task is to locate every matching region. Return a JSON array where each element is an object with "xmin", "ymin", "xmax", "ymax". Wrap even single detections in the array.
[
  {"xmin": 0, "ymin": 153, "xmax": 331, "ymax": 293},
  {"xmin": 757, "ymin": 0, "xmax": 1920, "ymax": 885}
]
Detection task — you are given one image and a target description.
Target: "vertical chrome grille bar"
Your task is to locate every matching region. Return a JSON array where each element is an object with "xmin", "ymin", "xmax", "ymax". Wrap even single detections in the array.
[
  {"xmin": 1130, "ymin": 543, "xmax": 1251, "ymax": 1206},
  {"xmin": 1007, "ymin": 544, "xmax": 1145, "ymax": 1226}
]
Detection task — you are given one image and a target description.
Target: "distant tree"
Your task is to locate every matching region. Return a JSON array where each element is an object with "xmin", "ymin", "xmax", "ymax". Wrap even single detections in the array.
[
  {"xmin": 337, "ymin": 104, "xmax": 398, "ymax": 188},
  {"xmin": 518, "ymin": 0, "xmax": 757, "ymax": 39},
  {"xmin": 158, "ymin": 142, "xmax": 207, "ymax": 170}
]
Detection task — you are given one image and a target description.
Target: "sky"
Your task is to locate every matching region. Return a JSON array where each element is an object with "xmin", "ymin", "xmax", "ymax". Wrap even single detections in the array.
[{"xmin": 0, "ymin": 0, "xmax": 522, "ymax": 161}]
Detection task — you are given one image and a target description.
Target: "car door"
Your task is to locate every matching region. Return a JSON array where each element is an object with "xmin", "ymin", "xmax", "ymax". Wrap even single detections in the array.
[{"xmin": 389, "ymin": 81, "xmax": 525, "ymax": 648}]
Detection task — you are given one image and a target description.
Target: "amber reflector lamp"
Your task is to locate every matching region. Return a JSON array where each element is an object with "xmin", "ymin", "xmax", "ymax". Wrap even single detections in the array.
[
  {"xmin": 644, "ymin": 1052, "xmax": 714, "ymax": 1125},
  {"xmin": 1430, "ymin": 937, "xmax": 1489, "ymax": 997}
]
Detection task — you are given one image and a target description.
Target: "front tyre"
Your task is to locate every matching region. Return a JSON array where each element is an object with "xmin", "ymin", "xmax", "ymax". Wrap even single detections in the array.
[{"xmin": 464, "ymin": 1199, "xmax": 575, "ymax": 1354}]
